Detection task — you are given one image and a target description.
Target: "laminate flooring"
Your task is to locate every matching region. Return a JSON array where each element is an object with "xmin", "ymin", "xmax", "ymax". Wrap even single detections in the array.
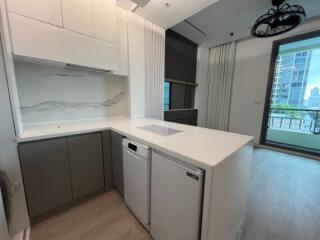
[
  {"xmin": 30, "ymin": 191, "xmax": 152, "ymax": 240},
  {"xmin": 31, "ymin": 148, "xmax": 320, "ymax": 240},
  {"xmin": 240, "ymin": 148, "xmax": 320, "ymax": 240}
]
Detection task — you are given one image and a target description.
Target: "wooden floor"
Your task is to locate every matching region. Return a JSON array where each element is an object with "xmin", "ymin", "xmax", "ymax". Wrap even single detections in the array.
[
  {"xmin": 240, "ymin": 148, "xmax": 320, "ymax": 240},
  {"xmin": 30, "ymin": 148, "xmax": 320, "ymax": 240},
  {"xmin": 30, "ymin": 191, "xmax": 152, "ymax": 240}
]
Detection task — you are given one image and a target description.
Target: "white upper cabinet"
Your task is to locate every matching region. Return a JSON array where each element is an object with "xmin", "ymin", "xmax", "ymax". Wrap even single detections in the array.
[
  {"xmin": 8, "ymin": 13, "xmax": 118, "ymax": 71},
  {"xmin": 114, "ymin": 7, "xmax": 128, "ymax": 76},
  {"xmin": 61, "ymin": 0, "xmax": 93, "ymax": 36},
  {"xmin": 60, "ymin": 0, "xmax": 117, "ymax": 44},
  {"xmin": 6, "ymin": 0, "xmax": 63, "ymax": 27},
  {"xmin": 6, "ymin": 0, "xmax": 120, "ymax": 71},
  {"xmin": 92, "ymin": 0, "xmax": 117, "ymax": 44}
]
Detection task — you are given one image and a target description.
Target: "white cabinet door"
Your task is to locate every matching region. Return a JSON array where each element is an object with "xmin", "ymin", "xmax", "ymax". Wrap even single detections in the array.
[
  {"xmin": 92, "ymin": 0, "xmax": 117, "ymax": 44},
  {"xmin": 150, "ymin": 151, "xmax": 204, "ymax": 240},
  {"xmin": 61, "ymin": 0, "xmax": 93, "ymax": 36},
  {"xmin": 114, "ymin": 7, "xmax": 128, "ymax": 76},
  {"xmin": 6, "ymin": 0, "xmax": 63, "ymax": 26},
  {"xmin": 9, "ymin": 13, "xmax": 118, "ymax": 71}
]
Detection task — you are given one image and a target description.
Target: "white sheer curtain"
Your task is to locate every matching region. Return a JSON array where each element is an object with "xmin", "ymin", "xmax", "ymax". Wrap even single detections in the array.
[
  {"xmin": 195, "ymin": 47, "xmax": 210, "ymax": 127},
  {"xmin": 144, "ymin": 20, "xmax": 165, "ymax": 120},
  {"xmin": 206, "ymin": 41, "xmax": 236, "ymax": 130}
]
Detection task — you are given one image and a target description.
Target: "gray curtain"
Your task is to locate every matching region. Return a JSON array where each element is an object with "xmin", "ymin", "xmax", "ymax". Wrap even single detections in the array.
[{"xmin": 206, "ymin": 41, "xmax": 236, "ymax": 130}]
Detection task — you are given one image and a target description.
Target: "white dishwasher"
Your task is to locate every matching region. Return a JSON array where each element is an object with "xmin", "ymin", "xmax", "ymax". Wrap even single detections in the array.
[
  {"xmin": 151, "ymin": 150, "xmax": 204, "ymax": 240},
  {"xmin": 122, "ymin": 139, "xmax": 151, "ymax": 230}
]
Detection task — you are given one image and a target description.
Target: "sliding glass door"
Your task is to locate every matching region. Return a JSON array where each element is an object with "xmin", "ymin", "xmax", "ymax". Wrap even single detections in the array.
[{"xmin": 261, "ymin": 31, "xmax": 320, "ymax": 155}]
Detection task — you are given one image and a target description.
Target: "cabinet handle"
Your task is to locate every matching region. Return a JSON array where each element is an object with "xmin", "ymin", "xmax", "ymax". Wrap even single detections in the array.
[{"xmin": 66, "ymin": 64, "xmax": 112, "ymax": 74}]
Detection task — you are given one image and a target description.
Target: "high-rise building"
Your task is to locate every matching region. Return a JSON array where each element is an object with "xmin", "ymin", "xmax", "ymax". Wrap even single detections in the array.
[
  {"xmin": 308, "ymin": 87, "xmax": 320, "ymax": 108},
  {"xmin": 271, "ymin": 50, "xmax": 312, "ymax": 108}
]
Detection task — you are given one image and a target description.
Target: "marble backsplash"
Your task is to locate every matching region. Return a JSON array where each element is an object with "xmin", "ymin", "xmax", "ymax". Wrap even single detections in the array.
[{"xmin": 15, "ymin": 61, "xmax": 127, "ymax": 124}]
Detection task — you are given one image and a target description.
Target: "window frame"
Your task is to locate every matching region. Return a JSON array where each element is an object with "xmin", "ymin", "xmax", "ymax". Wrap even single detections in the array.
[
  {"xmin": 260, "ymin": 30, "xmax": 320, "ymax": 156},
  {"xmin": 164, "ymin": 78, "xmax": 198, "ymax": 111}
]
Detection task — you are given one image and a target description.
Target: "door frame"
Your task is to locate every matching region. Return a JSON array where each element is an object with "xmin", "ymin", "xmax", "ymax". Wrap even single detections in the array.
[{"xmin": 260, "ymin": 29, "xmax": 320, "ymax": 155}]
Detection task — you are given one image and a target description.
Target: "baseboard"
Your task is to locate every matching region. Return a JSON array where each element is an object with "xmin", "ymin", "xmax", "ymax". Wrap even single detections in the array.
[
  {"xmin": 255, "ymin": 144, "xmax": 320, "ymax": 161},
  {"xmin": 11, "ymin": 228, "xmax": 30, "ymax": 240}
]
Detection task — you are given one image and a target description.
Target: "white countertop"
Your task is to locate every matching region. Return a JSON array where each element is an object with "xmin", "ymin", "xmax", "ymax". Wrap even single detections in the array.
[{"xmin": 18, "ymin": 117, "xmax": 254, "ymax": 169}]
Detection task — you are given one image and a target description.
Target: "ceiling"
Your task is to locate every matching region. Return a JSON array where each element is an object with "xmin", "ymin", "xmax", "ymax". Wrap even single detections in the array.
[
  {"xmin": 116, "ymin": 0, "xmax": 220, "ymax": 29},
  {"xmin": 170, "ymin": 0, "xmax": 320, "ymax": 47}
]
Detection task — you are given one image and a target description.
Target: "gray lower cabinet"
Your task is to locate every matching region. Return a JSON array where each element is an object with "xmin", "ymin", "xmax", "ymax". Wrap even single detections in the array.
[
  {"xmin": 111, "ymin": 131, "xmax": 124, "ymax": 195},
  {"xmin": 102, "ymin": 131, "xmax": 113, "ymax": 192},
  {"xmin": 19, "ymin": 131, "xmax": 122, "ymax": 220},
  {"xmin": 18, "ymin": 138, "xmax": 73, "ymax": 219},
  {"xmin": 68, "ymin": 133, "xmax": 104, "ymax": 200}
]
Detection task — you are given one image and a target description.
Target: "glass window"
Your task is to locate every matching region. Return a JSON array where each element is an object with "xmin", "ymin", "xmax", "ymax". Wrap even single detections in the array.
[
  {"xmin": 164, "ymin": 81, "xmax": 171, "ymax": 111},
  {"xmin": 262, "ymin": 32, "xmax": 320, "ymax": 155},
  {"xmin": 163, "ymin": 80, "xmax": 195, "ymax": 111}
]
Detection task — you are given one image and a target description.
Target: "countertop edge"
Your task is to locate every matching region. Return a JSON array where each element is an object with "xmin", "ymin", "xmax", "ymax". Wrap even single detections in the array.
[{"xmin": 17, "ymin": 119, "xmax": 254, "ymax": 169}]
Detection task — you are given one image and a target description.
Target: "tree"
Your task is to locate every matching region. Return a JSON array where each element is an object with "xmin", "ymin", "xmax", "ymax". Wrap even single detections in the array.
[{"xmin": 270, "ymin": 104, "xmax": 303, "ymax": 118}]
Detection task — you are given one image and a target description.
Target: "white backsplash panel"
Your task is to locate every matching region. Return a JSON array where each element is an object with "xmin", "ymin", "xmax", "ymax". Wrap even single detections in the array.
[{"xmin": 15, "ymin": 61, "xmax": 127, "ymax": 124}]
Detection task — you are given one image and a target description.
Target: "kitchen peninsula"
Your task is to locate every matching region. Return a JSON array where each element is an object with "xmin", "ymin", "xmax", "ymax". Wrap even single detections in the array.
[{"xmin": 18, "ymin": 117, "xmax": 253, "ymax": 240}]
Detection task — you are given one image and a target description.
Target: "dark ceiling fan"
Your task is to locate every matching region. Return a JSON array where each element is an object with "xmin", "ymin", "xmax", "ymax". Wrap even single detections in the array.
[{"xmin": 251, "ymin": 0, "xmax": 306, "ymax": 38}]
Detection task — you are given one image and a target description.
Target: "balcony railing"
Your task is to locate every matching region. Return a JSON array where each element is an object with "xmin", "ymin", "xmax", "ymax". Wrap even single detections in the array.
[{"xmin": 268, "ymin": 108, "xmax": 320, "ymax": 134}]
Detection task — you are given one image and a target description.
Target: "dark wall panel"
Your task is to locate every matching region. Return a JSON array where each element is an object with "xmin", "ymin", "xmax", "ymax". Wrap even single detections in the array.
[
  {"xmin": 164, "ymin": 109, "xmax": 198, "ymax": 126},
  {"xmin": 165, "ymin": 30, "xmax": 198, "ymax": 83},
  {"xmin": 170, "ymin": 84, "xmax": 195, "ymax": 110}
]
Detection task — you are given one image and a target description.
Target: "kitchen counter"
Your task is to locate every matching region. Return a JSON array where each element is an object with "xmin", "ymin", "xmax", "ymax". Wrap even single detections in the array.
[
  {"xmin": 18, "ymin": 116, "xmax": 253, "ymax": 169},
  {"xmin": 18, "ymin": 116, "xmax": 254, "ymax": 240}
]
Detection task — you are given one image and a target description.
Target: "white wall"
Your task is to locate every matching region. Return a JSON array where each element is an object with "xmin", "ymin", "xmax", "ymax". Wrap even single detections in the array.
[
  {"xmin": 0, "ymin": 0, "xmax": 24, "ymax": 136},
  {"xmin": 15, "ymin": 61, "xmax": 127, "ymax": 125},
  {"xmin": 0, "ymin": 48, "xmax": 29, "ymax": 235},
  {"xmin": 229, "ymin": 18, "xmax": 320, "ymax": 144}
]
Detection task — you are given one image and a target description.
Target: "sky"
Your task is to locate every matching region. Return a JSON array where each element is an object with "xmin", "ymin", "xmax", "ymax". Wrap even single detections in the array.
[{"xmin": 305, "ymin": 49, "xmax": 320, "ymax": 100}]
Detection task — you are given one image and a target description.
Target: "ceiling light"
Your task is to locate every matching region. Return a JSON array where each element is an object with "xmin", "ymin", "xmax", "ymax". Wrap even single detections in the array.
[{"xmin": 251, "ymin": 0, "xmax": 306, "ymax": 38}]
